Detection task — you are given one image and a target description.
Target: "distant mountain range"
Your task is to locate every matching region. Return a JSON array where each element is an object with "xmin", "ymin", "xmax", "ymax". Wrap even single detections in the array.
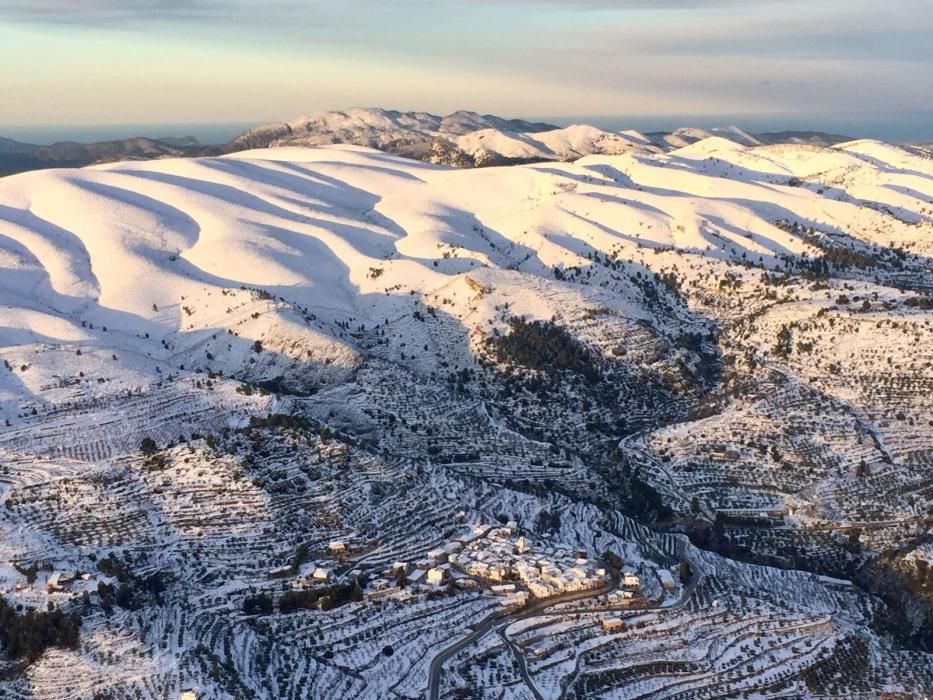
[
  {"xmin": 224, "ymin": 108, "xmax": 857, "ymax": 167},
  {"xmin": 0, "ymin": 108, "xmax": 866, "ymax": 177},
  {"xmin": 0, "ymin": 134, "xmax": 208, "ymax": 177}
]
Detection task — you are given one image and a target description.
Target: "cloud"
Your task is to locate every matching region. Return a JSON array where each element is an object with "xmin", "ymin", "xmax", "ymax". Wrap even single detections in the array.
[
  {"xmin": 0, "ymin": 0, "xmax": 222, "ymax": 25},
  {"xmin": 1, "ymin": 0, "xmax": 929, "ymax": 123},
  {"xmin": 0, "ymin": 0, "xmax": 777, "ymax": 27}
]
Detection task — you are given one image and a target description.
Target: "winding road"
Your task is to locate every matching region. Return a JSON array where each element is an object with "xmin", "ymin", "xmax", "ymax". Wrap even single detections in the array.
[{"xmin": 427, "ymin": 546, "xmax": 703, "ymax": 700}]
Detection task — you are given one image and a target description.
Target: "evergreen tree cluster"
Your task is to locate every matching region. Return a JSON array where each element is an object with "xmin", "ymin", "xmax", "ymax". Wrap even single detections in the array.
[
  {"xmin": 774, "ymin": 325, "xmax": 793, "ymax": 358},
  {"xmin": 490, "ymin": 317, "xmax": 600, "ymax": 383},
  {"xmin": 242, "ymin": 593, "xmax": 274, "ymax": 616},
  {"xmin": 279, "ymin": 580, "xmax": 364, "ymax": 613},
  {"xmin": 95, "ymin": 554, "xmax": 167, "ymax": 612},
  {"xmin": 0, "ymin": 597, "xmax": 80, "ymax": 662}
]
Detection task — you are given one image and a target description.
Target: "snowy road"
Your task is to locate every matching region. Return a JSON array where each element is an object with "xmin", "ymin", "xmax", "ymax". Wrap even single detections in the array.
[{"xmin": 427, "ymin": 542, "xmax": 702, "ymax": 699}]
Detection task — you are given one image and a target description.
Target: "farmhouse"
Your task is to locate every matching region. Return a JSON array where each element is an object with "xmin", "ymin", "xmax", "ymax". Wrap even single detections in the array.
[
  {"xmin": 601, "ymin": 618, "xmax": 627, "ymax": 632},
  {"xmin": 47, "ymin": 570, "xmax": 76, "ymax": 593}
]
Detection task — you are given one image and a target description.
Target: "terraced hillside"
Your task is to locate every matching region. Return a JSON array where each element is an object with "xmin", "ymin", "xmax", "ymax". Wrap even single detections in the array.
[{"xmin": 0, "ymin": 138, "xmax": 931, "ymax": 698}]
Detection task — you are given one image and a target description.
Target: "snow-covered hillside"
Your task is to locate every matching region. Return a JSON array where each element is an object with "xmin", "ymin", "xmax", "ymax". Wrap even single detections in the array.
[
  {"xmin": 453, "ymin": 123, "xmax": 660, "ymax": 164},
  {"xmin": 1, "ymin": 139, "xmax": 932, "ymax": 698},
  {"xmin": 227, "ymin": 109, "xmax": 859, "ymax": 169},
  {"xmin": 2, "ymin": 137, "xmax": 927, "ymax": 420},
  {"xmin": 227, "ymin": 107, "xmax": 560, "ymax": 164},
  {"xmin": 227, "ymin": 108, "xmax": 724, "ymax": 167}
]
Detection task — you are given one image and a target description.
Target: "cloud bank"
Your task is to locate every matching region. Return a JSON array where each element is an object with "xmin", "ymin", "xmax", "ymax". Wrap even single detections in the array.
[{"xmin": 0, "ymin": 0, "xmax": 929, "ymax": 127}]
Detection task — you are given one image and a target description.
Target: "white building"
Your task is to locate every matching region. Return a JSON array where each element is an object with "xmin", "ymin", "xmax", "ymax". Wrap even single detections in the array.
[
  {"xmin": 658, "ymin": 569, "xmax": 677, "ymax": 591},
  {"xmin": 426, "ymin": 568, "xmax": 446, "ymax": 586},
  {"xmin": 427, "ymin": 548, "xmax": 449, "ymax": 563}
]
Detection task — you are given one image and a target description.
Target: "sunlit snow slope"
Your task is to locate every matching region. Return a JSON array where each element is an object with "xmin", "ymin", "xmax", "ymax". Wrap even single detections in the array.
[{"xmin": 0, "ymin": 139, "xmax": 931, "ymax": 420}]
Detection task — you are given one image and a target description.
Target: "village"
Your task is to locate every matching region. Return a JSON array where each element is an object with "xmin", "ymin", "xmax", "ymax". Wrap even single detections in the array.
[{"xmin": 270, "ymin": 521, "xmax": 682, "ymax": 612}]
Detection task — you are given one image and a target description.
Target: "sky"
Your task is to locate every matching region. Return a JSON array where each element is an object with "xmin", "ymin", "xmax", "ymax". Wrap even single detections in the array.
[{"xmin": 0, "ymin": 0, "xmax": 931, "ymax": 132}]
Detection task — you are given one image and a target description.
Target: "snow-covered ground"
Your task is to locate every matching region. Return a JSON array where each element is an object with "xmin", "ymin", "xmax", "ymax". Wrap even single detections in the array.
[{"xmin": 0, "ymin": 139, "xmax": 932, "ymax": 698}]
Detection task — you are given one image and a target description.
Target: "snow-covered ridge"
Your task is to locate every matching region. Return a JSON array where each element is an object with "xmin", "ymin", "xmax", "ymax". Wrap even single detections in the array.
[
  {"xmin": 228, "ymin": 107, "xmax": 564, "ymax": 164},
  {"xmin": 0, "ymin": 108, "xmax": 864, "ymax": 178},
  {"xmin": 1, "ymin": 137, "xmax": 930, "ymax": 420},
  {"xmin": 226, "ymin": 107, "xmax": 854, "ymax": 168}
]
